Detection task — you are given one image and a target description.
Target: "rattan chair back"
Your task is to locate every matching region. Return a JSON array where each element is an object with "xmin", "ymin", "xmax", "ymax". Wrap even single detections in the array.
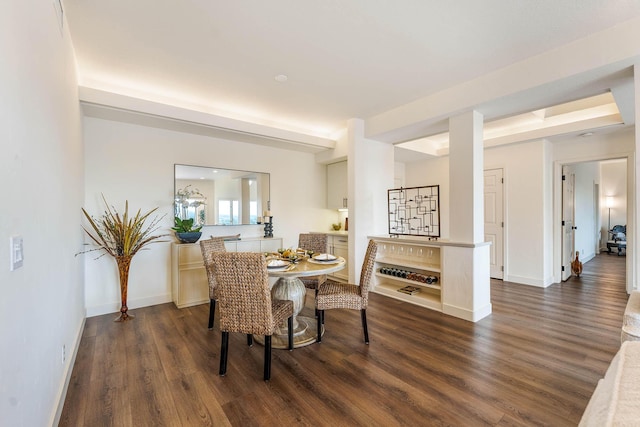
[
  {"xmin": 298, "ymin": 233, "xmax": 327, "ymax": 254},
  {"xmin": 359, "ymin": 239, "xmax": 378, "ymax": 307},
  {"xmin": 212, "ymin": 252, "xmax": 276, "ymax": 336},
  {"xmin": 200, "ymin": 237, "xmax": 227, "ymax": 298}
]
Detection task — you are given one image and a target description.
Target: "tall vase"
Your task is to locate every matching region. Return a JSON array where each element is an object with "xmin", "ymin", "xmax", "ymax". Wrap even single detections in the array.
[{"xmin": 115, "ymin": 255, "xmax": 134, "ymax": 321}]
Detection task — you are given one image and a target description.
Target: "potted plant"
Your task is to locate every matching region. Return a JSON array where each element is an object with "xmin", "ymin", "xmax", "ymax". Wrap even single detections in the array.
[
  {"xmin": 78, "ymin": 195, "xmax": 167, "ymax": 321},
  {"xmin": 172, "ymin": 216, "xmax": 203, "ymax": 243}
]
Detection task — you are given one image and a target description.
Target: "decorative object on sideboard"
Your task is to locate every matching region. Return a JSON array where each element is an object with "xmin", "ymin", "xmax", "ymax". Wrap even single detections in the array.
[
  {"xmin": 264, "ymin": 216, "xmax": 274, "ymax": 238},
  {"xmin": 77, "ymin": 195, "xmax": 167, "ymax": 321},
  {"xmin": 174, "ymin": 184, "xmax": 206, "ymax": 228},
  {"xmin": 379, "ymin": 267, "xmax": 438, "ymax": 284},
  {"xmin": 388, "ymin": 185, "xmax": 440, "ymax": 238},
  {"xmin": 332, "ymin": 223, "xmax": 341, "ymax": 231},
  {"xmin": 172, "ymin": 217, "xmax": 203, "ymax": 243}
]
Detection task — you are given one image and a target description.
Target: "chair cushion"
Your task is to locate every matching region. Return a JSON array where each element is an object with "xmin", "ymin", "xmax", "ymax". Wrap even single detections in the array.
[
  {"xmin": 317, "ymin": 281, "xmax": 364, "ymax": 310},
  {"xmin": 300, "ymin": 274, "xmax": 327, "ymax": 290}
]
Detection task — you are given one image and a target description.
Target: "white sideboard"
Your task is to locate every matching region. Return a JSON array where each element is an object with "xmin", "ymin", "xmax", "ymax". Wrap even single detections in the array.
[
  {"xmin": 370, "ymin": 237, "xmax": 442, "ymax": 311},
  {"xmin": 171, "ymin": 236, "xmax": 283, "ymax": 308},
  {"xmin": 369, "ymin": 235, "xmax": 492, "ymax": 322}
]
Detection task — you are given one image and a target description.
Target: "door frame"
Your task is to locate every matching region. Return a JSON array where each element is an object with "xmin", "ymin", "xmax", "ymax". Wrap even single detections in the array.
[
  {"xmin": 553, "ymin": 153, "xmax": 634, "ymax": 292},
  {"xmin": 561, "ymin": 164, "xmax": 576, "ymax": 281},
  {"xmin": 484, "ymin": 168, "xmax": 505, "ymax": 279}
]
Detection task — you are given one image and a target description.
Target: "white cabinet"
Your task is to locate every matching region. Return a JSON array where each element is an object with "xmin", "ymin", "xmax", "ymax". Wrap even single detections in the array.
[
  {"xmin": 327, "ymin": 161, "xmax": 348, "ymax": 209},
  {"xmin": 327, "ymin": 234, "xmax": 349, "ymax": 281},
  {"xmin": 172, "ymin": 237, "xmax": 283, "ymax": 308},
  {"xmin": 370, "ymin": 237, "xmax": 442, "ymax": 312},
  {"xmin": 172, "ymin": 243, "xmax": 209, "ymax": 309}
]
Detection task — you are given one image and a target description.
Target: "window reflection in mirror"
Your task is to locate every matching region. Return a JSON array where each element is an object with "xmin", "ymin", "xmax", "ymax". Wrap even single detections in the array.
[{"xmin": 174, "ymin": 164, "xmax": 270, "ymax": 226}]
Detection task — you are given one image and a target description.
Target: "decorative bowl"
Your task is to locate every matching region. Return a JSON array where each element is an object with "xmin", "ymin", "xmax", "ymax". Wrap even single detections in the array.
[
  {"xmin": 175, "ymin": 231, "xmax": 202, "ymax": 243},
  {"xmin": 332, "ymin": 223, "xmax": 342, "ymax": 231}
]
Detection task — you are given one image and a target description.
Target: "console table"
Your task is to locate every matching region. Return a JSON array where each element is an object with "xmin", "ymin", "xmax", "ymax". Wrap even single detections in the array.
[{"xmin": 171, "ymin": 236, "xmax": 283, "ymax": 308}]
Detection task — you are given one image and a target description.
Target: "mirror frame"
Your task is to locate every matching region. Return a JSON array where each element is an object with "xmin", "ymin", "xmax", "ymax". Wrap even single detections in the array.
[{"xmin": 174, "ymin": 164, "xmax": 270, "ymax": 226}]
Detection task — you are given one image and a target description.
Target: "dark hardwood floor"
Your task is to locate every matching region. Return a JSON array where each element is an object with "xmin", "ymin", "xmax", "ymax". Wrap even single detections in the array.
[{"xmin": 59, "ymin": 253, "xmax": 628, "ymax": 426}]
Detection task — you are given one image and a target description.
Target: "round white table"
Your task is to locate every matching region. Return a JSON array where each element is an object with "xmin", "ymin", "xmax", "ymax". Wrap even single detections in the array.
[{"xmin": 265, "ymin": 256, "xmax": 346, "ymax": 348}]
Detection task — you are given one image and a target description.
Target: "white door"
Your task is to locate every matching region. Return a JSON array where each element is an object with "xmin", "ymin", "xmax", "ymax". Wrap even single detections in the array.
[
  {"xmin": 562, "ymin": 165, "xmax": 576, "ymax": 281},
  {"xmin": 484, "ymin": 169, "xmax": 504, "ymax": 279}
]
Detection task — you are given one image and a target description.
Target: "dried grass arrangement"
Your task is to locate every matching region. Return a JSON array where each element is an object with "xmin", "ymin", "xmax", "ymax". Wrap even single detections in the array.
[{"xmin": 78, "ymin": 195, "xmax": 167, "ymax": 321}]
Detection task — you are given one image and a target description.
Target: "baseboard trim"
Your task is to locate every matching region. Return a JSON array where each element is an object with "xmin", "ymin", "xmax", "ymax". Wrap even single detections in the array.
[
  {"xmin": 442, "ymin": 302, "xmax": 492, "ymax": 323},
  {"xmin": 86, "ymin": 293, "xmax": 172, "ymax": 318},
  {"xmin": 51, "ymin": 312, "xmax": 86, "ymax": 427}
]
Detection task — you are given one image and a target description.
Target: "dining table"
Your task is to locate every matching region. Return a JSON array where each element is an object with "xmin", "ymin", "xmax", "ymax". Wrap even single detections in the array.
[{"xmin": 261, "ymin": 254, "xmax": 346, "ymax": 349}]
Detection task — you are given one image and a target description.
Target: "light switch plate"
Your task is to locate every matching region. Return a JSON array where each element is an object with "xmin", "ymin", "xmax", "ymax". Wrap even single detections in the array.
[{"xmin": 10, "ymin": 236, "xmax": 23, "ymax": 271}]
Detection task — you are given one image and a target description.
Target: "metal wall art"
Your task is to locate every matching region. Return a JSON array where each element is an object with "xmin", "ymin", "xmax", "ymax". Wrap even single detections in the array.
[{"xmin": 387, "ymin": 185, "xmax": 440, "ymax": 238}]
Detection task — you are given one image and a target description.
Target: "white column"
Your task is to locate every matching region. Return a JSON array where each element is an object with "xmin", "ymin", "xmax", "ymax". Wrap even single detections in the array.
[
  {"xmin": 449, "ymin": 110, "xmax": 484, "ymax": 243},
  {"xmin": 442, "ymin": 110, "xmax": 491, "ymax": 321},
  {"xmin": 347, "ymin": 118, "xmax": 394, "ymax": 283}
]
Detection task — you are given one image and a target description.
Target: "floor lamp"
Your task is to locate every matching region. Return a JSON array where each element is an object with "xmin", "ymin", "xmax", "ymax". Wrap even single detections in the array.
[{"xmin": 606, "ymin": 196, "xmax": 614, "ymax": 232}]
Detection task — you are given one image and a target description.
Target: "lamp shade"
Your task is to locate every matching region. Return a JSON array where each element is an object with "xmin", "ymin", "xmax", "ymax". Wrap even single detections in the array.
[{"xmin": 605, "ymin": 196, "xmax": 614, "ymax": 208}]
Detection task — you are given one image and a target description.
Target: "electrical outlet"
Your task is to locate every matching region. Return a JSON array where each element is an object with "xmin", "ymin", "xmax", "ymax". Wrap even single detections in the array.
[{"xmin": 62, "ymin": 344, "xmax": 66, "ymax": 364}]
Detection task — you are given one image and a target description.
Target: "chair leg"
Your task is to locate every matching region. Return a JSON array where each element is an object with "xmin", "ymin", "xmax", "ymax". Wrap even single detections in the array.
[
  {"xmin": 317, "ymin": 310, "xmax": 323, "ymax": 343},
  {"xmin": 314, "ymin": 288, "xmax": 319, "ymax": 318},
  {"xmin": 208, "ymin": 299, "xmax": 216, "ymax": 330},
  {"xmin": 264, "ymin": 335, "xmax": 272, "ymax": 381},
  {"xmin": 361, "ymin": 309, "xmax": 369, "ymax": 344},
  {"xmin": 288, "ymin": 316, "xmax": 294, "ymax": 350},
  {"xmin": 247, "ymin": 334, "xmax": 253, "ymax": 347},
  {"xmin": 219, "ymin": 331, "xmax": 229, "ymax": 376}
]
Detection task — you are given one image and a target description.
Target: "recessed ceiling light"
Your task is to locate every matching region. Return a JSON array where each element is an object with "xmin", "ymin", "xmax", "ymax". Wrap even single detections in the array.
[{"xmin": 274, "ymin": 74, "xmax": 288, "ymax": 83}]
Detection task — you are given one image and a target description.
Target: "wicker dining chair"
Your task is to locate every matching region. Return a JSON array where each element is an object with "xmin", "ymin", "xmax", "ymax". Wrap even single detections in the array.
[
  {"xmin": 200, "ymin": 237, "xmax": 228, "ymax": 330},
  {"xmin": 316, "ymin": 239, "xmax": 377, "ymax": 344},
  {"xmin": 298, "ymin": 233, "xmax": 329, "ymax": 291},
  {"xmin": 212, "ymin": 252, "xmax": 294, "ymax": 381}
]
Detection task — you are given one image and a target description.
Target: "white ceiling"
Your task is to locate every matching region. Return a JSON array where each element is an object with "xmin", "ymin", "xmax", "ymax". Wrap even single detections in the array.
[{"xmin": 63, "ymin": 0, "xmax": 640, "ymax": 155}]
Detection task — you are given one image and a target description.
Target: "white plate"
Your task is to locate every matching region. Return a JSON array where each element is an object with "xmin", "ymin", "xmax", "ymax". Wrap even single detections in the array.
[
  {"xmin": 312, "ymin": 253, "xmax": 337, "ymax": 262},
  {"xmin": 308, "ymin": 257, "xmax": 342, "ymax": 265},
  {"xmin": 267, "ymin": 259, "xmax": 290, "ymax": 269}
]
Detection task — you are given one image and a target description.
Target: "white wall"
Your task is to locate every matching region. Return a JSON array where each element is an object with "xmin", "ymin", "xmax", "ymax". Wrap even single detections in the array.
[
  {"xmin": 402, "ymin": 129, "xmax": 634, "ymax": 288},
  {"xmin": 83, "ymin": 117, "xmax": 336, "ymax": 316},
  {"xmin": 405, "ymin": 156, "xmax": 450, "ymax": 238},
  {"xmin": 0, "ymin": 3, "xmax": 85, "ymax": 426},
  {"xmin": 486, "ymin": 141, "xmax": 548, "ymax": 285},
  {"xmin": 406, "ymin": 140, "xmax": 547, "ymax": 285}
]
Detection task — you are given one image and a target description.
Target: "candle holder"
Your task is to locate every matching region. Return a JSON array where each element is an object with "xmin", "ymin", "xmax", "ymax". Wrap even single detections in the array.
[{"xmin": 264, "ymin": 216, "xmax": 273, "ymax": 238}]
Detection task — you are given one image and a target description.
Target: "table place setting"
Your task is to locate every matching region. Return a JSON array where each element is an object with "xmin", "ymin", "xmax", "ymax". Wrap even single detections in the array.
[
  {"xmin": 266, "ymin": 259, "xmax": 296, "ymax": 271},
  {"xmin": 308, "ymin": 253, "xmax": 341, "ymax": 265}
]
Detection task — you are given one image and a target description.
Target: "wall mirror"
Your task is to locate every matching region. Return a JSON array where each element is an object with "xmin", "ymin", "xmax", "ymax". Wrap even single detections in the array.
[{"xmin": 174, "ymin": 164, "xmax": 270, "ymax": 226}]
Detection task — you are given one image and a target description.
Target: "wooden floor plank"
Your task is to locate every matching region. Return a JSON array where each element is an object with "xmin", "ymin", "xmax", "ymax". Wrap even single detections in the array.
[{"xmin": 59, "ymin": 253, "xmax": 629, "ymax": 426}]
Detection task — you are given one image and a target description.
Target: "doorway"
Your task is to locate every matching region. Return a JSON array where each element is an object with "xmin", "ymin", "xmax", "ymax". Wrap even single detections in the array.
[
  {"xmin": 561, "ymin": 164, "xmax": 576, "ymax": 281},
  {"xmin": 557, "ymin": 158, "xmax": 629, "ymax": 289},
  {"xmin": 484, "ymin": 168, "xmax": 504, "ymax": 279}
]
